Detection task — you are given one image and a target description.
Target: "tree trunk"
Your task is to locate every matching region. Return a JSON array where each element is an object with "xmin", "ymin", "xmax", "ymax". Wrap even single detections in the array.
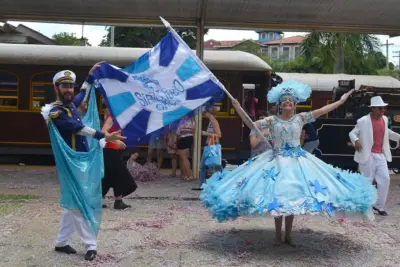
[{"xmin": 334, "ymin": 45, "xmax": 345, "ymax": 73}]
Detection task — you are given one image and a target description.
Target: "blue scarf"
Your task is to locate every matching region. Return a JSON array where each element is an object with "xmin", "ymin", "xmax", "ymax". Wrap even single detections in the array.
[{"xmin": 42, "ymin": 86, "xmax": 104, "ymax": 235}]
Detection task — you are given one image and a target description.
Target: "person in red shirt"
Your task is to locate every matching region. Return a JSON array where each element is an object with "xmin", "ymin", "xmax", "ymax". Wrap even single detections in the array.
[
  {"xmin": 101, "ymin": 108, "xmax": 138, "ymax": 209},
  {"xmin": 245, "ymin": 90, "xmax": 259, "ymax": 120},
  {"xmin": 349, "ymin": 96, "xmax": 400, "ymax": 216}
]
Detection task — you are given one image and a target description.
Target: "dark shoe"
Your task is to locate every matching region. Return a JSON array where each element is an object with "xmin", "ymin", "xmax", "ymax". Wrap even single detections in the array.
[
  {"xmin": 55, "ymin": 245, "xmax": 77, "ymax": 254},
  {"xmin": 102, "ymin": 204, "xmax": 107, "ymax": 208},
  {"xmin": 373, "ymin": 207, "xmax": 388, "ymax": 216},
  {"xmin": 84, "ymin": 250, "xmax": 97, "ymax": 261},
  {"xmin": 114, "ymin": 200, "xmax": 131, "ymax": 210},
  {"xmin": 191, "ymin": 188, "xmax": 203, "ymax": 191}
]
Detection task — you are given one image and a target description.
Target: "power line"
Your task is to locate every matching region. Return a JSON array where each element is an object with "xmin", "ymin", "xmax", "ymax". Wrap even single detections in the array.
[
  {"xmin": 380, "ymin": 40, "xmax": 394, "ymax": 68},
  {"xmin": 393, "ymin": 51, "xmax": 400, "ymax": 69}
]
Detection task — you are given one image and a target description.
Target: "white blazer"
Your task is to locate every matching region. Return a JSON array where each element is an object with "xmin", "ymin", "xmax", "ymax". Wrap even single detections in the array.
[{"xmin": 349, "ymin": 114, "xmax": 400, "ymax": 164}]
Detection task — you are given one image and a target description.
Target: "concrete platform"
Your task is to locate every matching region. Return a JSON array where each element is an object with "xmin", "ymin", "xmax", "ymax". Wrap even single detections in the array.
[{"xmin": 1, "ymin": 165, "xmax": 400, "ymax": 267}]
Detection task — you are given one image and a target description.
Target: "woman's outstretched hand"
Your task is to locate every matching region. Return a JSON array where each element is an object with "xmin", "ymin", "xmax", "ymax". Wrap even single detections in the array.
[{"xmin": 340, "ymin": 89, "xmax": 355, "ymax": 103}]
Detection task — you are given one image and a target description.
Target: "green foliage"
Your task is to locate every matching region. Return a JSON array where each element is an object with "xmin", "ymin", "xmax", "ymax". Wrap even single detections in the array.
[
  {"xmin": 300, "ymin": 32, "xmax": 380, "ymax": 74},
  {"xmin": 52, "ymin": 32, "xmax": 91, "ymax": 46},
  {"xmin": 232, "ymin": 41, "xmax": 262, "ymax": 57},
  {"xmin": 264, "ymin": 32, "xmax": 392, "ymax": 76},
  {"xmin": 377, "ymin": 68, "xmax": 400, "ymax": 79},
  {"xmin": 0, "ymin": 194, "xmax": 39, "ymax": 201},
  {"xmin": 264, "ymin": 56, "xmax": 323, "ymax": 73},
  {"xmin": 100, "ymin": 26, "xmax": 209, "ymax": 49},
  {"xmin": 0, "ymin": 194, "xmax": 40, "ymax": 215}
]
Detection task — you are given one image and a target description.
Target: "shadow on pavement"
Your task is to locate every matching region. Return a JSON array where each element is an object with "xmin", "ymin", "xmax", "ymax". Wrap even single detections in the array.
[{"xmin": 193, "ymin": 227, "xmax": 363, "ymax": 264}]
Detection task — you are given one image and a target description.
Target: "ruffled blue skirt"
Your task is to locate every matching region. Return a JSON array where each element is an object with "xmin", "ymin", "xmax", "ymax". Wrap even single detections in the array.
[{"xmin": 200, "ymin": 148, "xmax": 377, "ymax": 222}]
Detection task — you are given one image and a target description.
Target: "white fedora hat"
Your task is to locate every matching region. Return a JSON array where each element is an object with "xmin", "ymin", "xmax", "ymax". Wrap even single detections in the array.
[{"xmin": 369, "ymin": 96, "xmax": 388, "ymax": 107}]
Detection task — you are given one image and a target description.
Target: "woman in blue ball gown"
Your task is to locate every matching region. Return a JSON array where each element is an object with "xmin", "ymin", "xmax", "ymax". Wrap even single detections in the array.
[{"xmin": 200, "ymin": 80, "xmax": 377, "ymax": 246}]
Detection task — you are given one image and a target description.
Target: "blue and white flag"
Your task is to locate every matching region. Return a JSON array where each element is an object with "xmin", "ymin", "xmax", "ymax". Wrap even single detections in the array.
[{"xmin": 94, "ymin": 19, "xmax": 224, "ymax": 146}]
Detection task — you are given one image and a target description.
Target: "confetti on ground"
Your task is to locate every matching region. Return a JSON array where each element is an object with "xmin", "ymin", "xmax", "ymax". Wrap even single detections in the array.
[{"xmin": 1, "ymin": 166, "xmax": 400, "ymax": 267}]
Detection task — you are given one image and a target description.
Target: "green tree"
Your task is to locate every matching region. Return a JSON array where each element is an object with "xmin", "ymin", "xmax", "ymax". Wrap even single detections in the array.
[
  {"xmin": 264, "ymin": 56, "xmax": 324, "ymax": 73},
  {"xmin": 100, "ymin": 26, "xmax": 209, "ymax": 49},
  {"xmin": 231, "ymin": 40, "xmax": 263, "ymax": 57},
  {"xmin": 301, "ymin": 32, "xmax": 380, "ymax": 74},
  {"xmin": 52, "ymin": 32, "xmax": 91, "ymax": 46},
  {"xmin": 377, "ymin": 68, "xmax": 400, "ymax": 79}
]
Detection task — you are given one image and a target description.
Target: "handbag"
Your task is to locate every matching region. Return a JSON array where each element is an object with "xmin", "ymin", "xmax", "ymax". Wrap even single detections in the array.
[{"xmin": 204, "ymin": 134, "xmax": 222, "ymax": 169}]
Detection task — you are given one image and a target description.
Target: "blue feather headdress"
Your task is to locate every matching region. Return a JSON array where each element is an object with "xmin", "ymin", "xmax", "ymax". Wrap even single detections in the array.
[{"xmin": 267, "ymin": 80, "xmax": 311, "ymax": 104}]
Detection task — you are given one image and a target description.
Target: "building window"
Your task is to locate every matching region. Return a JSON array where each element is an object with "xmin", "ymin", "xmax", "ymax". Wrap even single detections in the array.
[
  {"xmin": 270, "ymin": 47, "xmax": 278, "ymax": 60},
  {"xmin": 294, "ymin": 46, "xmax": 301, "ymax": 58},
  {"xmin": 30, "ymin": 71, "xmax": 83, "ymax": 111},
  {"xmin": 0, "ymin": 71, "xmax": 18, "ymax": 110},
  {"xmin": 282, "ymin": 47, "xmax": 290, "ymax": 61},
  {"xmin": 261, "ymin": 32, "xmax": 266, "ymax": 40},
  {"xmin": 269, "ymin": 32, "xmax": 274, "ymax": 40},
  {"xmin": 261, "ymin": 48, "xmax": 269, "ymax": 57}
]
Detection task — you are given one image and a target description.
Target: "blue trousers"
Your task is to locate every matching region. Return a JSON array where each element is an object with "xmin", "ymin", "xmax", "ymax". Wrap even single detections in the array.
[{"xmin": 199, "ymin": 151, "xmax": 207, "ymax": 186}]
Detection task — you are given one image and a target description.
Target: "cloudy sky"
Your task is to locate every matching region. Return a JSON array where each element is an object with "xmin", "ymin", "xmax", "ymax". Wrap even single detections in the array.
[{"xmin": 5, "ymin": 21, "xmax": 400, "ymax": 65}]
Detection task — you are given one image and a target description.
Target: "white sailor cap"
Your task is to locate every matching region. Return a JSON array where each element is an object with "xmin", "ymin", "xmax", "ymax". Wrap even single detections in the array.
[{"xmin": 53, "ymin": 70, "xmax": 76, "ymax": 85}]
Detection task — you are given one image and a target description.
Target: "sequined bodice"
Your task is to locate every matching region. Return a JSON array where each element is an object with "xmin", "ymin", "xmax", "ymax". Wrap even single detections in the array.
[{"xmin": 263, "ymin": 112, "xmax": 314, "ymax": 149}]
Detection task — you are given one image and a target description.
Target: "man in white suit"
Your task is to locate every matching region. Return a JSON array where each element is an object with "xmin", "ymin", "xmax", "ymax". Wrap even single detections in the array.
[{"xmin": 349, "ymin": 96, "xmax": 400, "ymax": 216}]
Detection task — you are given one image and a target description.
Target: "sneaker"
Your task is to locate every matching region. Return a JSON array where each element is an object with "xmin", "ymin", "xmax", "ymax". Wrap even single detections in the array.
[
  {"xmin": 84, "ymin": 250, "xmax": 97, "ymax": 261},
  {"xmin": 114, "ymin": 200, "xmax": 131, "ymax": 210},
  {"xmin": 55, "ymin": 245, "xmax": 77, "ymax": 254}
]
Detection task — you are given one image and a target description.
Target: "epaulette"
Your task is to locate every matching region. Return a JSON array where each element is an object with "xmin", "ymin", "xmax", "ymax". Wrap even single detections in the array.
[
  {"xmin": 50, "ymin": 109, "xmax": 62, "ymax": 119},
  {"xmin": 50, "ymin": 101, "xmax": 63, "ymax": 107}
]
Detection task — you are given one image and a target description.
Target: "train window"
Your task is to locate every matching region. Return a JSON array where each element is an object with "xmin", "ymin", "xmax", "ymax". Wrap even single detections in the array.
[
  {"xmin": 30, "ymin": 71, "xmax": 84, "ymax": 111},
  {"xmin": 31, "ymin": 82, "xmax": 52, "ymax": 110},
  {"xmin": 0, "ymin": 71, "xmax": 18, "ymax": 110},
  {"xmin": 33, "ymin": 72, "xmax": 56, "ymax": 81},
  {"xmin": 30, "ymin": 71, "xmax": 57, "ymax": 111}
]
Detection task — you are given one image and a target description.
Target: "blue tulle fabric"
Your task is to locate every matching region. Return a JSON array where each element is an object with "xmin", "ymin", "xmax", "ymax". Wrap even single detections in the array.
[
  {"xmin": 267, "ymin": 80, "xmax": 311, "ymax": 104},
  {"xmin": 200, "ymin": 112, "xmax": 377, "ymax": 222},
  {"xmin": 44, "ymin": 86, "xmax": 104, "ymax": 234}
]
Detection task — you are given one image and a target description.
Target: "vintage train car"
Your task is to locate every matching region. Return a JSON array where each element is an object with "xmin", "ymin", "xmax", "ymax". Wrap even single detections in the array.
[
  {"xmin": 0, "ymin": 43, "xmax": 271, "ymax": 164},
  {"xmin": 277, "ymin": 73, "xmax": 400, "ymax": 171}
]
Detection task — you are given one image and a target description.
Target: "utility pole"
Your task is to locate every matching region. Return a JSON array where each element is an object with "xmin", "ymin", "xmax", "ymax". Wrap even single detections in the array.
[
  {"xmin": 380, "ymin": 40, "xmax": 394, "ymax": 68},
  {"xmin": 110, "ymin": 26, "xmax": 115, "ymax": 47},
  {"xmin": 393, "ymin": 51, "xmax": 400, "ymax": 70},
  {"xmin": 80, "ymin": 24, "xmax": 86, "ymax": 46}
]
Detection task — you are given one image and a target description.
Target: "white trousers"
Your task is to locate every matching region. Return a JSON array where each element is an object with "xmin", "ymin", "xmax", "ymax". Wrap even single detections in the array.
[
  {"xmin": 359, "ymin": 153, "xmax": 390, "ymax": 211},
  {"xmin": 55, "ymin": 209, "xmax": 97, "ymax": 251}
]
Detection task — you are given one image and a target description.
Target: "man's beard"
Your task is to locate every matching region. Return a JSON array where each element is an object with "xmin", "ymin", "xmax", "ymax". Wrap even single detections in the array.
[{"xmin": 57, "ymin": 91, "xmax": 73, "ymax": 104}]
